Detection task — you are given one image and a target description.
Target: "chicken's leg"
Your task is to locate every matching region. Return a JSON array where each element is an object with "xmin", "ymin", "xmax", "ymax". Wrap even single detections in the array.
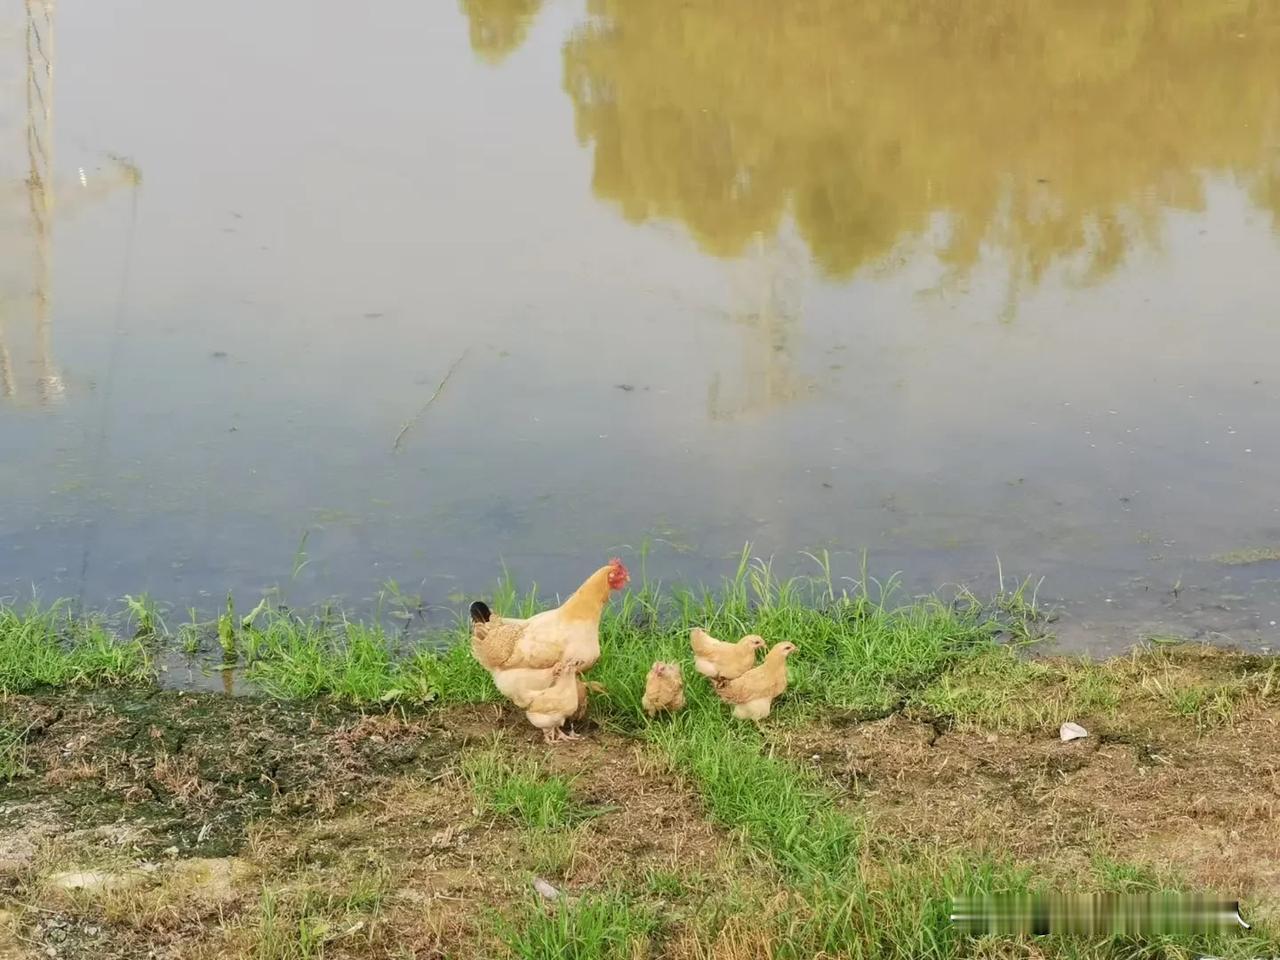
[{"xmin": 543, "ymin": 726, "xmax": 582, "ymax": 744}]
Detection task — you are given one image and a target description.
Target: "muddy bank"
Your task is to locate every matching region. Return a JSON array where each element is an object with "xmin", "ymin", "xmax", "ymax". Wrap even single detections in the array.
[{"xmin": 0, "ymin": 691, "xmax": 461, "ymax": 864}]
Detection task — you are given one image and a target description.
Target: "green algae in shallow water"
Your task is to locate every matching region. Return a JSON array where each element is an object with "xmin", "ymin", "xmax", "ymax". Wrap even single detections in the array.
[{"xmin": 1212, "ymin": 547, "xmax": 1280, "ymax": 565}]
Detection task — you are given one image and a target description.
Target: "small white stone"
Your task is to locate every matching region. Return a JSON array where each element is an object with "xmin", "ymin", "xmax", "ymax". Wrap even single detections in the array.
[{"xmin": 1060, "ymin": 722, "xmax": 1088, "ymax": 742}]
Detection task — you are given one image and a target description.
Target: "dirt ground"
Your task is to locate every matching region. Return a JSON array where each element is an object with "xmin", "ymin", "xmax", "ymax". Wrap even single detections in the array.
[{"xmin": 1, "ymin": 683, "xmax": 1277, "ymax": 958}]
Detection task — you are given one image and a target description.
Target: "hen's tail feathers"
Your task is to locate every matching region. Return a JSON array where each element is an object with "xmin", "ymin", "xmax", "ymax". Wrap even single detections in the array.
[{"xmin": 470, "ymin": 601, "xmax": 492, "ymax": 624}]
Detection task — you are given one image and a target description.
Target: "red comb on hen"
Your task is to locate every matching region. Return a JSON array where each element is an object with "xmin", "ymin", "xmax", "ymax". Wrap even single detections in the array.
[{"xmin": 606, "ymin": 557, "xmax": 630, "ymax": 588}]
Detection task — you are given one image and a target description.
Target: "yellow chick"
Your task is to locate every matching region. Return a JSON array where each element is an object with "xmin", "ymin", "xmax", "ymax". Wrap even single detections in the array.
[
  {"xmin": 690, "ymin": 628, "xmax": 765, "ymax": 680},
  {"xmin": 523, "ymin": 659, "xmax": 587, "ymax": 743},
  {"xmin": 713, "ymin": 643, "xmax": 797, "ymax": 723}
]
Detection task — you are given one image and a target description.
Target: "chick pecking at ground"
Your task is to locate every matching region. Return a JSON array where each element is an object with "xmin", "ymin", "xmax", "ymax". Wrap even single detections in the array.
[
  {"xmin": 522, "ymin": 659, "xmax": 588, "ymax": 743},
  {"xmin": 690, "ymin": 627, "xmax": 765, "ymax": 680},
  {"xmin": 713, "ymin": 642, "xmax": 797, "ymax": 723},
  {"xmin": 641, "ymin": 661, "xmax": 685, "ymax": 717}
]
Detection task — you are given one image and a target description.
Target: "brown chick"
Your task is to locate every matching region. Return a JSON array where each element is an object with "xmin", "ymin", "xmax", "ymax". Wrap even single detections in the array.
[
  {"xmin": 690, "ymin": 627, "xmax": 765, "ymax": 680},
  {"xmin": 570, "ymin": 678, "xmax": 607, "ymax": 725},
  {"xmin": 523, "ymin": 659, "xmax": 587, "ymax": 743},
  {"xmin": 641, "ymin": 661, "xmax": 685, "ymax": 717},
  {"xmin": 714, "ymin": 642, "xmax": 797, "ymax": 723}
]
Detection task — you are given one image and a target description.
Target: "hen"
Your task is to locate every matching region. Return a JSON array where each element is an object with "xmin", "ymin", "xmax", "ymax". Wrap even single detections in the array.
[
  {"xmin": 470, "ymin": 559, "xmax": 630, "ymax": 674},
  {"xmin": 523, "ymin": 659, "xmax": 588, "ymax": 742},
  {"xmin": 690, "ymin": 628, "xmax": 765, "ymax": 680},
  {"xmin": 714, "ymin": 642, "xmax": 797, "ymax": 723},
  {"xmin": 642, "ymin": 661, "xmax": 685, "ymax": 717}
]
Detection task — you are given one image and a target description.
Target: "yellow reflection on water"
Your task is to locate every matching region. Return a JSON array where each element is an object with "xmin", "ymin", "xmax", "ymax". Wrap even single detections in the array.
[
  {"xmin": 458, "ymin": 0, "xmax": 545, "ymax": 63},
  {"xmin": 1, "ymin": 0, "xmax": 140, "ymax": 408},
  {"xmin": 0, "ymin": 0, "xmax": 57, "ymax": 406},
  {"xmin": 553, "ymin": 0, "xmax": 1280, "ymax": 286}
]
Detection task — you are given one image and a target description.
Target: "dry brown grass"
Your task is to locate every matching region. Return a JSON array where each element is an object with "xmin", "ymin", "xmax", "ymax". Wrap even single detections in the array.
[{"xmin": 781, "ymin": 705, "xmax": 1280, "ymax": 913}]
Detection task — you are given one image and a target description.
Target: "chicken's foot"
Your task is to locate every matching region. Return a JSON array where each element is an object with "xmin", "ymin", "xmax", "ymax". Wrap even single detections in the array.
[{"xmin": 543, "ymin": 727, "xmax": 582, "ymax": 744}]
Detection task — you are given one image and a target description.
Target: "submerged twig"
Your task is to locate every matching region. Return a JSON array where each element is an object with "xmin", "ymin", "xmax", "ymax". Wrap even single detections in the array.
[{"xmin": 393, "ymin": 349, "xmax": 469, "ymax": 452}]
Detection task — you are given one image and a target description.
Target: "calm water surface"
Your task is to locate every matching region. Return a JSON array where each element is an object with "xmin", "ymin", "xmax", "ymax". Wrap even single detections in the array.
[{"xmin": 2, "ymin": 0, "xmax": 1279, "ymax": 651}]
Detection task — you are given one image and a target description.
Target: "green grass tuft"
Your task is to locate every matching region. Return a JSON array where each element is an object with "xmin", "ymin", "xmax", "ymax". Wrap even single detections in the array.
[
  {"xmin": 251, "ymin": 877, "xmax": 386, "ymax": 960},
  {"xmin": 254, "ymin": 887, "xmax": 327, "ymax": 960},
  {"xmin": 0, "ymin": 723, "xmax": 30, "ymax": 782},
  {"xmin": 649, "ymin": 716, "xmax": 859, "ymax": 878},
  {"xmin": 241, "ymin": 605, "xmax": 494, "ymax": 705},
  {"xmin": 245, "ymin": 615, "xmax": 408, "ymax": 702},
  {"xmin": 1091, "ymin": 855, "xmax": 1172, "ymax": 893},
  {"xmin": 461, "ymin": 744, "xmax": 593, "ymax": 831},
  {"xmin": 0, "ymin": 602, "xmax": 151, "ymax": 692},
  {"xmin": 496, "ymin": 893, "xmax": 660, "ymax": 960},
  {"xmin": 121, "ymin": 592, "xmax": 167, "ymax": 638}
]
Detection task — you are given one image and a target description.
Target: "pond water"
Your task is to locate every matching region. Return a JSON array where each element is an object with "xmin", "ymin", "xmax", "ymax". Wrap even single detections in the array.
[{"xmin": 1, "ymin": 0, "xmax": 1279, "ymax": 651}]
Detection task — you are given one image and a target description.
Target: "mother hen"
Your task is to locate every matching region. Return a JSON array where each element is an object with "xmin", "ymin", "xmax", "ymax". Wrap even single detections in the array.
[{"xmin": 469, "ymin": 558, "xmax": 629, "ymax": 708}]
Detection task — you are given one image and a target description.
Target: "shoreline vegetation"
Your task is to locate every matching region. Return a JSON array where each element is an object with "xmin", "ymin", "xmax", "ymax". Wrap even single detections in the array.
[{"xmin": 1, "ymin": 553, "xmax": 1278, "ymax": 958}]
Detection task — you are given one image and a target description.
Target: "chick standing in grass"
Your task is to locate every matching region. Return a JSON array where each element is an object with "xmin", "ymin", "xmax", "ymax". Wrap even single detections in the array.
[
  {"xmin": 713, "ymin": 642, "xmax": 797, "ymax": 724},
  {"xmin": 689, "ymin": 628, "xmax": 764, "ymax": 680},
  {"xmin": 523, "ymin": 659, "xmax": 588, "ymax": 743},
  {"xmin": 641, "ymin": 661, "xmax": 685, "ymax": 717}
]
